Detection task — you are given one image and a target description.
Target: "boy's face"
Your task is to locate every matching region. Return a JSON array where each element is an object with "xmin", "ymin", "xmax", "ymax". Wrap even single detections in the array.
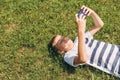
[{"xmin": 53, "ymin": 35, "xmax": 74, "ymax": 54}]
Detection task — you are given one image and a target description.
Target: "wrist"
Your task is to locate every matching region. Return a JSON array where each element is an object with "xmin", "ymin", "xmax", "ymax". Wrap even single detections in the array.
[
  {"xmin": 78, "ymin": 30, "xmax": 85, "ymax": 34},
  {"xmin": 78, "ymin": 26, "xmax": 85, "ymax": 33},
  {"xmin": 90, "ymin": 10, "xmax": 95, "ymax": 17}
]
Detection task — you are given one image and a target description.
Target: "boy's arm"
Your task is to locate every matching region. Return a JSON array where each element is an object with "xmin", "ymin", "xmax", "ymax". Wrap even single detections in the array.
[
  {"xmin": 74, "ymin": 14, "xmax": 87, "ymax": 65},
  {"xmin": 84, "ymin": 6, "xmax": 104, "ymax": 35},
  {"xmin": 73, "ymin": 6, "xmax": 104, "ymax": 65},
  {"xmin": 89, "ymin": 11, "xmax": 104, "ymax": 35}
]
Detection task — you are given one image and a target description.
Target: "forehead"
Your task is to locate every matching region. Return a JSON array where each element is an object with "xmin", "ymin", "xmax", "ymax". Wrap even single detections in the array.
[
  {"xmin": 56, "ymin": 35, "xmax": 62, "ymax": 40},
  {"xmin": 52, "ymin": 35, "xmax": 62, "ymax": 46}
]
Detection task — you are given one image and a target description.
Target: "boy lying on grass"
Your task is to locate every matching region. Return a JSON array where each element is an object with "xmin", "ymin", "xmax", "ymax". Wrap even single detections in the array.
[{"xmin": 51, "ymin": 5, "xmax": 120, "ymax": 78}]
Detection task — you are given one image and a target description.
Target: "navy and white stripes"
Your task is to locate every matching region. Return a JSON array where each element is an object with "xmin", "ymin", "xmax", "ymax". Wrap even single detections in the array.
[
  {"xmin": 64, "ymin": 31, "xmax": 120, "ymax": 78},
  {"xmin": 87, "ymin": 39, "xmax": 120, "ymax": 74}
]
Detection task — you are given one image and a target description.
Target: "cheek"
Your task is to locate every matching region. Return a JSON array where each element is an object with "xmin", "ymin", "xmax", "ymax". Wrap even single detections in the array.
[
  {"xmin": 64, "ymin": 44, "xmax": 67, "ymax": 49},
  {"xmin": 67, "ymin": 40, "xmax": 73, "ymax": 48},
  {"xmin": 58, "ymin": 44, "xmax": 66, "ymax": 50},
  {"xmin": 64, "ymin": 42, "xmax": 70, "ymax": 50},
  {"xmin": 68, "ymin": 40, "xmax": 73, "ymax": 45}
]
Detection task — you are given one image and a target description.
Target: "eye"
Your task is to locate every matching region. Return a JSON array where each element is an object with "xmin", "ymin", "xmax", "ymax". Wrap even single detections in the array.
[{"xmin": 63, "ymin": 37, "xmax": 69, "ymax": 43}]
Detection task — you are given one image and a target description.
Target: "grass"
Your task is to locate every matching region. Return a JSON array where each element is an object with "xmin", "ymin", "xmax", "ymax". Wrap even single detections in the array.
[{"xmin": 0, "ymin": 0, "xmax": 120, "ymax": 80}]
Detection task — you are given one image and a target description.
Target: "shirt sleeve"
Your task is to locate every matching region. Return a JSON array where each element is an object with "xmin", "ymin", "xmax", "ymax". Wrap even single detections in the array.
[
  {"xmin": 64, "ymin": 55, "xmax": 78, "ymax": 67},
  {"xmin": 85, "ymin": 31, "xmax": 93, "ymax": 39},
  {"xmin": 64, "ymin": 53, "xmax": 86, "ymax": 67},
  {"xmin": 74, "ymin": 31, "xmax": 93, "ymax": 43}
]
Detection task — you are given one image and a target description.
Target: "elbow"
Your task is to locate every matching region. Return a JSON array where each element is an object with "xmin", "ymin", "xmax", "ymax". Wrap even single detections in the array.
[
  {"xmin": 101, "ymin": 22, "xmax": 104, "ymax": 27},
  {"xmin": 96, "ymin": 21, "xmax": 104, "ymax": 28},
  {"xmin": 99, "ymin": 21, "xmax": 104, "ymax": 28},
  {"xmin": 80, "ymin": 59, "xmax": 87, "ymax": 63},
  {"xmin": 79, "ymin": 58, "xmax": 87, "ymax": 63}
]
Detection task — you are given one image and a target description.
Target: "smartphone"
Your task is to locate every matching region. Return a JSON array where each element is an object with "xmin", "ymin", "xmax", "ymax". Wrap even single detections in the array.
[
  {"xmin": 78, "ymin": 9, "xmax": 86, "ymax": 18},
  {"xmin": 78, "ymin": 9, "xmax": 83, "ymax": 18}
]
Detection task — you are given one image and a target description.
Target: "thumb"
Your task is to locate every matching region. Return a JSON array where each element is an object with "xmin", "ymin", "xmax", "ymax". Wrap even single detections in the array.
[{"xmin": 75, "ymin": 14, "xmax": 78, "ymax": 21}]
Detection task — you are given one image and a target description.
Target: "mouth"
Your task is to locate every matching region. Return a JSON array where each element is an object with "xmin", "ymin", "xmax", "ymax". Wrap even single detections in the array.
[
  {"xmin": 64, "ymin": 39, "xmax": 73, "ymax": 50},
  {"xmin": 67, "ymin": 39, "xmax": 72, "ymax": 45}
]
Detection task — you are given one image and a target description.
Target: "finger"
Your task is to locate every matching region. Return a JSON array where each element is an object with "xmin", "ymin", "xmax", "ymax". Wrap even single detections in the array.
[
  {"xmin": 86, "ymin": 10, "xmax": 90, "ymax": 16},
  {"xmin": 84, "ymin": 9, "xmax": 89, "ymax": 15},
  {"xmin": 84, "ymin": 19, "xmax": 86, "ymax": 23},
  {"xmin": 81, "ymin": 5, "xmax": 85, "ymax": 9},
  {"xmin": 83, "ymin": 7, "xmax": 87, "ymax": 13},
  {"xmin": 75, "ymin": 14, "xmax": 79, "ymax": 21},
  {"xmin": 81, "ymin": 13, "xmax": 86, "ymax": 20},
  {"xmin": 82, "ymin": 15, "xmax": 86, "ymax": 20},
  {"xmin": 75, "ymin": 14, "xmax": 78, "ymax": 18},
  {"xmin": 87, "ymin": 11, "xmax": 91, "ymax": 16},
  {"xmin": 79, "ymin": 13, "xmax": 83, "ymax": 19}
]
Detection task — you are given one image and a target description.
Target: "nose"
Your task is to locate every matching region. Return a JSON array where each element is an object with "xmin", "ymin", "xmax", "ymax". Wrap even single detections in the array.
[{"xmin": 63, "ymin": 38, "xmax": 69, "ymax": 43}]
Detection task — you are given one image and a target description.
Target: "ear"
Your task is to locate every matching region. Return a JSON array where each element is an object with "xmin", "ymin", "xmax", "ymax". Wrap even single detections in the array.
[{"xmin": 57, "ymin": 50, "xmax": 65, "ymax": 54}]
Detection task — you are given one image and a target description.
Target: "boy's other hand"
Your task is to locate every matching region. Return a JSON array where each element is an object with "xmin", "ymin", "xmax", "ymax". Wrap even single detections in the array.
[{"xmin": 81, "ymin": 5, "xmax": 94, "ymax": 16}]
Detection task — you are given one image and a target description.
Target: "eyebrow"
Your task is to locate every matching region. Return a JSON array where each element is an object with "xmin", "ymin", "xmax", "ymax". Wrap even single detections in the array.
[
  {"xmin": 53, "ymin": 37, "xmax": 62, "ymax": 51},
  {"xmin": 58, "ymin": 36, "xmax": 65, "ymax": 44},
  {"xmin": 55, "ymin": 36, "xmax": 63, "ymax": 48}
]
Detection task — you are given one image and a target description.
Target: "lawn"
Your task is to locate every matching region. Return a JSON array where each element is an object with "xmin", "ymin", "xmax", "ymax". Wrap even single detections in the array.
[{"xmin": 0, "ymin": 0, "xmax": 120, "ymax": 80}]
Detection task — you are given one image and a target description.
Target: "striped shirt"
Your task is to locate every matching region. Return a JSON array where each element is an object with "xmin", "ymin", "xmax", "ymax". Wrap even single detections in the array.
[{"xmin": 64, "ymin": 31, "xmax": 120, "ymax": 78}]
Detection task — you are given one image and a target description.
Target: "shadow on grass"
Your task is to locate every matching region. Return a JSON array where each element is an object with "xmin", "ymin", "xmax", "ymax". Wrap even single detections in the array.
[{"xmin": 47, "ymin": 40, "xmax": 76, "ymax": 74}]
